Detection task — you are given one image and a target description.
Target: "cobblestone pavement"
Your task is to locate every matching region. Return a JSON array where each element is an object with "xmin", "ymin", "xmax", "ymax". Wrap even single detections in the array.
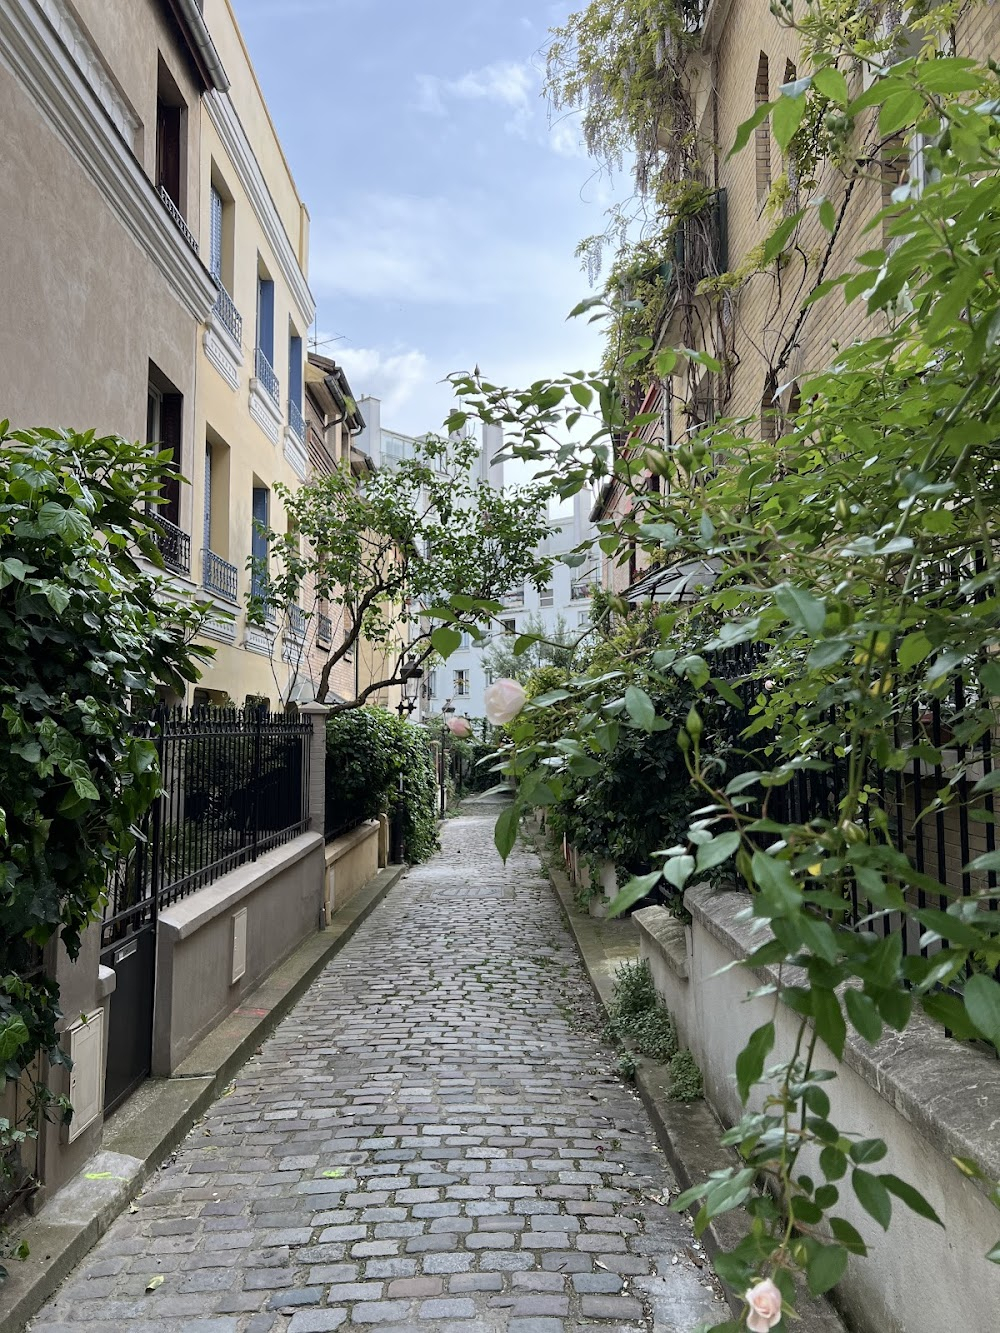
[{"xmin": 31, "ymin": 806, "xmax": 726, "ymax": 1332}]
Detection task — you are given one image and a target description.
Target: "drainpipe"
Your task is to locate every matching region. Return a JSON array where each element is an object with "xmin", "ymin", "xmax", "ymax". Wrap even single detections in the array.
[{"xmin": 173, "ymin": 0, "xmax": 230, "ymax": 93}]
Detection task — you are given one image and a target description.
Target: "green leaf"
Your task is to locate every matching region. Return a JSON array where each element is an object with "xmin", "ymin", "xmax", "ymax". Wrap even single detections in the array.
[
  {"xmin": 813, "ymin": 65, "xmax": 849, "ymax": 106},
  {"xmin": 898, "ymin": 632, "xmax": 932, "ymax": 669},
  {"xmin": 751, "ymin": 851, "xmax": 802, "ymax": 918},
  {"xmin": 853, "ymin": 1168, "xmax": 892, "ymax": 1229},
  {"xmin": 494, "ymin": 806, "xmax": 519, "ymax": 862},
  {"xmin": 763, "ymin": 210, "xmax": 804, "ymax": 264},
  {"xmin": 806, "ymin": 1241, "xmax": 848, "ymax": 1296},
  {"xmin": 624, "ymin": 685, "xmax": 657, "ymax": 732},
  {"xmin": 696, "ymin": 832, "xmax": 741, "ymax": 872},
  {"xmin": 921, "ymin": 990, "xmax": 979, "ymax": 1039},
  {"xmin": 881, "ymin": 1174, "xmax": 943, "ymax": 1225},
  {"xmin": 44, "ymin": 584, "xmax": 72, "ymax": 614},
  {"xmin": 35, "ymin": 501, "xmax": 90, "ymax": 542},
  {"xmin": 849, "ymin": 1138, "xmax": 887, "ymax": 1166},
  {"xmin": 606, "ymin": 872, "xmax": 661, "ymax": 918},
  {"xmin": 774, "ymin": 583, "xmax": 827, "ymax": 636},
  {"xmin": 664, "ymin": 854, "xmax": 696, "ymax": 891},
  {"xmin": 963, "ymin": 974, "xmax": 1000, "ymax": 1047},
  {"xmin": 879, "ymin": 89, "xmax": 923, "ymax": 136},
  {"xmin": 772, "ymin": 89, "xmax": 808, "ymax": 151},
  {"xmin": 830, "ymin": 1215, "xmax": 868, "ymax": 1256},
  {"xmin": 0, "ymin": 1015, "xmax": 30, "ymax": 1064},
  {"xmin": 728, "ymin": 99, "xmax": 775, "ymax": 158},
  {"xmin": 813, "ymin": 988, "xmax": 847, "ymax": 1059},
  {"xmin": 735, "ymin": 1021, "xmax": 774, "ymax": 1103},
  {"xmin": 821, "ymin": 1145, "xmax": 848, "ymax": 1181},
  {"xmin": 845, "ymin": 989, "xmax": 882, "ymax": 1044},
  {"xmin": 818, "ymin": 197, "xmax": 837, "ymax": 233},
  {"xmin": 431, "ymin": 626, "xmax": 462, "ymax": 659},
  {"xmin": 570, "ymin": 383, "xmax": 593, "ymax": 408}
]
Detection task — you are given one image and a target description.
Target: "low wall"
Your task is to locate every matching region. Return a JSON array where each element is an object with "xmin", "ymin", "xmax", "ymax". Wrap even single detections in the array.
[
  {"xmin": 635, "ymin": 889, "xmax": 1000, "ymax": 1333},
  {"xmin": 323, "ymin": 821, "xmax": 381, "ymax": 924},
  {"xmin": 153, "ymin": 832, "xmax": 325, "ymax": 1075}
]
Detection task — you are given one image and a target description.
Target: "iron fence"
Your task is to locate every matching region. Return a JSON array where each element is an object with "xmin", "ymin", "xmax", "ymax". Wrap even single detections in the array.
[
  {"xmin": 710, "ymin": 642, "xmax": 999, "ymax": 980},
  {"xmin": 102, "ymin": 706, "xmax": 311, "ymax": 945},
  {"xmin": 202, "ymin": 548, "xmax": 239, "ymax": 601},
  {"xmin": 151, "ymin": 514, "xmax": 191, "ymax": 576},
  {"xmin": 212, "ymin": 281, "xmax": 243, "ymax": 346},
  {"xmin": 288, "ymin": 397, "xmax": 305, "ymax": 442}
]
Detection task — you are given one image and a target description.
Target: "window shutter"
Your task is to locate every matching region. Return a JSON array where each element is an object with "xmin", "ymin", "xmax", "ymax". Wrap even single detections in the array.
[
  {"xmin": 159, "ymin": 394, "xmax": 182, "ymax": 527},
  {"xmin": 210, "ymin": 187, "xmax": 223, "ymax": 280}
]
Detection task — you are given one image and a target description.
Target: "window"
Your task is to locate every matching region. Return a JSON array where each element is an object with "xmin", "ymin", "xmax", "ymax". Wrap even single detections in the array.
[
  {"xmin": 209, "ymin": 185, "xmax": 223, "ymax": 280},
  {"xmin": 155, "ymin": 57, "xmax": 186, "ymax": 213},
  {"xmin": 578, "ymin": 610, "xmax": 591, "ymax": 628},
  {"xmin": 251, "ymin": 483, "xmax": 270, "ymax": 606},
  {"xmin": 459, "ymin": 630, "xmax": 471, "ymax": 650},
  {"xmin": 754, "ymin": 53, "xmax": 771, "ymax": 208},
  {"xmin": 453, "ymin": 670, "xmax": 470, "ymax": 698},
  {"xmin": 424, "ymin": 669, "xmax": 437, "ymax": 699},
  {"xmin": 540, "ymin": 586, "xmax": 554, "ymax": 608},
  {"xmin": 288, "ymin": 329, "xmax": 303, "ymax": 437},
  {"xmin": 485, "ymin": 669, "xmax": 494, "ymax": 685},
  {"xmin": 501, "ymin": 618, "xmax": 516, "ymax": 635},
  {"xmin": 255, "ymin": 262, "xmax": 278, "ymax": 400},
  {"xmin": 147, "ymin": 367, "xmax": 187, "ymax": 573}
]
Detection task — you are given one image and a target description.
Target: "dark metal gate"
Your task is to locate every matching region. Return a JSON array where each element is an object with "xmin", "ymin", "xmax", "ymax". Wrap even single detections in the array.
[{"xmin": 100, "ymin": 725, "xmax": 161, "ymax": 1116}]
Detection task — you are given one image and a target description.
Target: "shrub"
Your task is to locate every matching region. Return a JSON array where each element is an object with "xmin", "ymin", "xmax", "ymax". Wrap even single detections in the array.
[
  {"xmin": 604, "ymin": 959, "xmax": 677, "ymax": 1064},
  {"xmin": 0, "ymin": 425, "xmax": 208, "ymax": 1179},
  {"xmin": 325, "ymin": 708, "xmax": 439, "ymax": 862}
]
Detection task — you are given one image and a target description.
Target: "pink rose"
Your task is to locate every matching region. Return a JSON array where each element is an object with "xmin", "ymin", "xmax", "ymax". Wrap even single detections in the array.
[
  {"xmin": 447, "ymin": 715, "xmax": 472, "ymax": 738},
  {"xmin": 745, "ymin": 1278, "xmax": 782, "ymax": 1332},
  {"xmin": 484, "ymin": 678, "xmax": 526, "ymax": 725}
]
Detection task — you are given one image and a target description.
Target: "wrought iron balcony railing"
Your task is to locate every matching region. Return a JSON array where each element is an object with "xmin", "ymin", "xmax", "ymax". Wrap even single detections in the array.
[
  {"xmin": 287, "ymin": 397, "xmax": 305, "ymax": 442},
  {"xmin": 152, "ymin": 514, "xmax": 191, "ymax": 576},
  {"xmin": 202, "ymin": 548, "xmax": 238, "ymax": 602},
  {"xmin": 288, "ymin": 604, "xmax": 307, "ymax": 637},
  {"xmin": 254, "ymin": 347, "xmax": 280, "ymax": 405},
  {"xmin": 317, "ymin": 613, "xmax": 332, "ymax": 646},
  {"xmin": 250, "ymin": 572, "xmax": 276, "ymax": 626},
  {"xmin": 571, "ymin": 581, "xmax": 592, "ymax": 600},
  {"xmin": 159, "ymin": 186, "xmax": 199, "ymax": 255},
  {"xmin": 212, "ymin": 281, "xmax": 242, "ymax": 346}
]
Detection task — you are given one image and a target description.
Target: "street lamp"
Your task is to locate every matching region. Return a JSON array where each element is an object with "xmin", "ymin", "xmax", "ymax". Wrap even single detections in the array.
[
  {"xmin": 439, "ymin": 698, "xmax": 456, "ymax": 816},
  {"xmin": 397, "ymin": 654, "xmax": 424, "ymax": 718}
]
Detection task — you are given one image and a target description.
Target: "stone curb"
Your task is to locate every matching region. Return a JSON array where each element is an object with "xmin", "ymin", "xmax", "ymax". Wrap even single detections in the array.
[
  {"xmin": 528, "ymin": 826, "xmax": 847, "ymax": 1333},
  {"xmin": 0, "ymin": 863, "xmax": 407, "ymax": 1333}
]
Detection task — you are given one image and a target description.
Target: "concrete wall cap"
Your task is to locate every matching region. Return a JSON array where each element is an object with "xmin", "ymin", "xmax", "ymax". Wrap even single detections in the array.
[
  {"xmin": 683, "ymin": 880, "xmax": 1000, "ymax": 1196},
  {"xmin": 158, "ymin": 833, "xmax": 322, "ymax": 942},
  {"xmin": 325, "ymin": 820, "xmax": 379, "ymax": 864},
  {"xmin": 97, "ymin": 965, "xmax": 117, "ymax": 1000},
  {"xmin": 633, "ymin": 905, "xmax": 689, "ymax": 979}
]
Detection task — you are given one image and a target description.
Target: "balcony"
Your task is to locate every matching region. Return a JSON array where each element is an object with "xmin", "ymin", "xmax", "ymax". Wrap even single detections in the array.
[
  {"xmin": 288, "ymin": 604, "xmax": 307, "ymax": 637},
  {"xmin": 202, "ymin": 548, "xmax": 238, "ymax": 602},
  {"xmin": 571, "ymin": 581, "xmax": 592, "ymax": 600},
  {"xmin": 249, "ymin": 572, "xmax": 276, "ymax": 626},
  {"xmin": 317, "ymin": 613, "xmax": 332, "ymax": 647},
  {"xmin": 159, "ymin": 186, "xmax": 199, "ymax": 256},
  {"xmin": 212, "ymin": 281, "xmax": 242, "ymax": 346},
  {"xmin": 151, "ymin": 515, "xmax": 191, "ymax": 576},
  {"xmin": 503, "ymin": 586, "xmax": 524, "ymax": 607},
  {"xmin": 287, "ymin": 397, "xmax": 305, "ymax": 443},
  {"xmin": 254, "ymin": 347, "xmax": 280, "ymax": 406}
]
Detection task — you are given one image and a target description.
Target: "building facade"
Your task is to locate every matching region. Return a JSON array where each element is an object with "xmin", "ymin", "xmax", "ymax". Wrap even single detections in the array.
[
  {"xmin": 429, "ymin": 491, "xmax": 599, "ymax": 721},
  {"xmin": 183, "ymin": 0, "xmax": 316, "ymax": 711}
]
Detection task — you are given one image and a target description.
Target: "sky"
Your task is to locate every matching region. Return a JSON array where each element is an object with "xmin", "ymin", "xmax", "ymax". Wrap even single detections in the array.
[{"xmin": 234, "ymin": 0, "xmax": 619, "ymax": 437}]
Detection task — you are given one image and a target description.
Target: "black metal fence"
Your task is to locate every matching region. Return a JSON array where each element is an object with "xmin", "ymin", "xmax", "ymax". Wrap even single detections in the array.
[
  {"xmin": 712, "ymin": 643, "xmax": 998, "ymax": 974},
  {"xmin": 102, "ymin": 706, "xmax": 311, "ymax": 946}
]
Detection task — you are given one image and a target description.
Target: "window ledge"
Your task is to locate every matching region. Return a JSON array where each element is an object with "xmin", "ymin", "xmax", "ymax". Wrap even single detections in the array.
[
  {"xmin": 204, "ymin": 312, "xmax": 243, "ymax": 391},
  {"xmin": 249, "ymin": 377, "xmax": 282, "ymax": 443}
]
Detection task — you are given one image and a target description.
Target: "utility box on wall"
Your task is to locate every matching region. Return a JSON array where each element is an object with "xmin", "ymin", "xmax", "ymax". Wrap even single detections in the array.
[{"xmin": 66, "ymin": 1009, "xmax": 105, "ymax": 1143}]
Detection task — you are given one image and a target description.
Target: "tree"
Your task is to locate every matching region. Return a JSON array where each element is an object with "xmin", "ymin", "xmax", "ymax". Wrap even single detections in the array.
[
  {"xmin": 0, "ymin": 426, "xmax": 209, "ymax": 1204},
  {"xmin": 482, "ymin": 613, "xmax": 580, "ymax": 683},
  {"xmin": 255, "ymin": 431, "xmax": 554, "ymax": 710}
]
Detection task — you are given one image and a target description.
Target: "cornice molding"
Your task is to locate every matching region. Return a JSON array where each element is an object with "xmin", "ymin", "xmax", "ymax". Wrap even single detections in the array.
[
  {"xmin": 205, "ymin": 89, "xmax": 315, "ymax": 328},
  {"xmin": 0, "ymin": 0, "xmax": 216, "ymax": 322}
]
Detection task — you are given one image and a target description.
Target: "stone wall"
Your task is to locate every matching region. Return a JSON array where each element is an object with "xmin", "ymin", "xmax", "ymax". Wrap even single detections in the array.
[{"xmin": 635, "ymin": 889, "xmax": 1000, "ymax": 1333}]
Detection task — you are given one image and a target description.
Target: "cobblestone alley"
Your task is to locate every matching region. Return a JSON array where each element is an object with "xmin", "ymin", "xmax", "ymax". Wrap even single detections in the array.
[{"xmin": 30, "ymin": 805, "xmax": 725, "ymax": 1332}]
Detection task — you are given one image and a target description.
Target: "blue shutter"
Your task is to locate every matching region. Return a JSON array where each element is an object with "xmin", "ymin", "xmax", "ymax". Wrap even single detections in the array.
[
  {"xmin": 257, "ymin": 278, "xmax": 274, "ymax": 362},
  {"xmin": 210, "ymin": 187, "xmax": 223, "ymax": 280},
  {"xmin": 251, "ymin": 485, "xmax": 269, "ymax": 597},
  {"xmin": 289, "ymin": 334, "xmax": 303, "ymax": 413},
  {"xmin": 203, "ymin": 444, "xmax": 212, "ymax": 551}
]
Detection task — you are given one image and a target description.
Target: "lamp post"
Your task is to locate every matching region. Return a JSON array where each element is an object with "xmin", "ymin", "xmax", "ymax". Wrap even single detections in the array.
[
  {"xmin": 396, "ymin": 654, "xmax": 424, "ymax": 719},
  {"xmin": 440, "ymin": 697, "xmax": 455, "ymax": 816}
]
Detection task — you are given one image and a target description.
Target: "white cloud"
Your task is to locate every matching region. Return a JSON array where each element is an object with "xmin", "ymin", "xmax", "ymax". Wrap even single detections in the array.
[
  {"xmin": 335, "ymin": 346, "xmax": 432, "ymax": 420},
  {"xmin": 416, "ymin": 60, "xmax": 538, "ymax": 135}
]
